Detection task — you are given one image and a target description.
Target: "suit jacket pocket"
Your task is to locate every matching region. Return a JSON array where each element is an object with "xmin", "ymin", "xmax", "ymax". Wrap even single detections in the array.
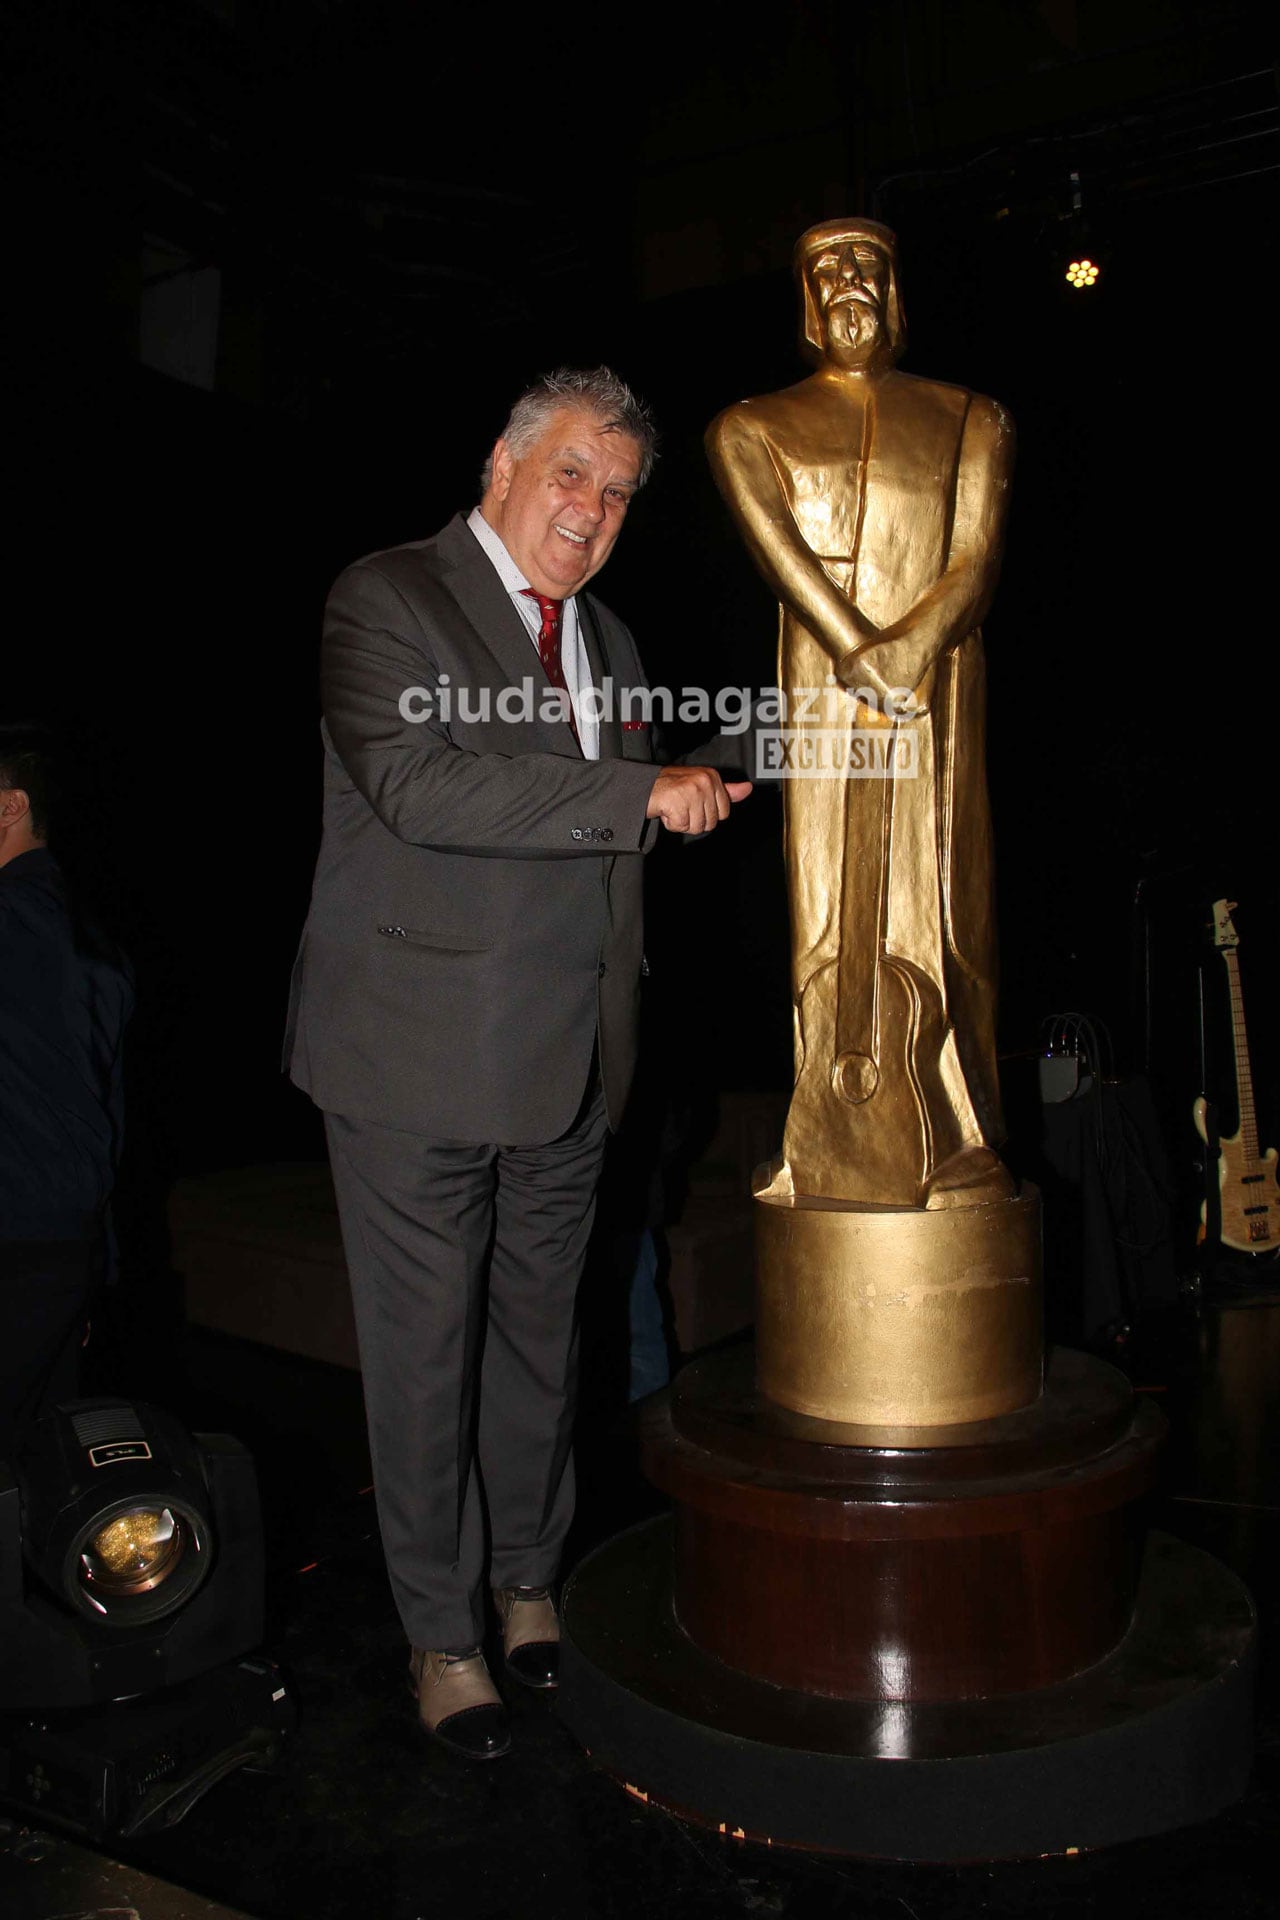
[
  {"xmin": 619, "ymin": 721, "xmax": 653, "ymax": 762},
  {"xmin": 375, "ymin": 923, "xmax": 491, "ymax": 954}
]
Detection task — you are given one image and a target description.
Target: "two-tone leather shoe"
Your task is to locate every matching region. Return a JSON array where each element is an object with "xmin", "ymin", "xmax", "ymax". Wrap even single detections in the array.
[
  {"xmin": 408, "ymin": 1646, "xmax": 511, "ymax": 1760},
  {"xmin": 493, "ymin": 1585, "xmax": 559, "ymax": 1690}
]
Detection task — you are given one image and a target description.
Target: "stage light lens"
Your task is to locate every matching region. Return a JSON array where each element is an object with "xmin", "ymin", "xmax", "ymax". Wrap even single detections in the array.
[
  {"xmin": 81, "ymin": 1506, "xmax": 185, "ymax": 1596},
  {"xmin": 1066, "ymin": 258, "xmax": 1101, "ymax": 288}
]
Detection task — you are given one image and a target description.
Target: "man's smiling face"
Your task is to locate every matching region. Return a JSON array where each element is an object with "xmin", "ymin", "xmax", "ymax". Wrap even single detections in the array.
[{"xmin": 482, "ymin": 407, "xmax": 641, "ymax": 597}]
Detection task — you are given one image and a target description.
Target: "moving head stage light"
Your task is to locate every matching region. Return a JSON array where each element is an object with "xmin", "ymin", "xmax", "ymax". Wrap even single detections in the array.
[
  {"xmin": 1, "ymin": 1399, "xmax": 294, "ymax": 1837},
  {"xmin": 1, "ymin": 1399, "xmax": 263, "ymax": 1708}
]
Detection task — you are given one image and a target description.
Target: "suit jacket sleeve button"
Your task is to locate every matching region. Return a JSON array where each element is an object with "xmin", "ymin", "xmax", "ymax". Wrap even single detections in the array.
[{"xmin": 601, "ymin": 828, "xmax": 613, "ymax": 842}]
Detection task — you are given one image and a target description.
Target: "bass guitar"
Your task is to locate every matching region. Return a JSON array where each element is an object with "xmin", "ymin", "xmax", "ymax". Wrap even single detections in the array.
[{"xmin": 1193, "ymin": 899, "xmax": 1279, "ymax": 1252}]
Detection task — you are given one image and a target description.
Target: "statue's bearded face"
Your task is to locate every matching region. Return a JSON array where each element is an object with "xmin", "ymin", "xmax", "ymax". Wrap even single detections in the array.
[{"xmin": 806, "ymin": 240, "xmax": 892, "ymax": 368}]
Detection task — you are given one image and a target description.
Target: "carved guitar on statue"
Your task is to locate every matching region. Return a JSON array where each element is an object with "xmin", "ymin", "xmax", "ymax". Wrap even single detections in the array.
[{"xmin": 1193, "ymin": 899, "xmax": 1280, "ymax": 1252}]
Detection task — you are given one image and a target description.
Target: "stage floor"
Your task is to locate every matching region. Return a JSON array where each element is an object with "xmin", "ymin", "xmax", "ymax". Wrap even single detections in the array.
[{"xmin": 2, "ymin": 1276, "xmax": 1276, "ymax": 1919}]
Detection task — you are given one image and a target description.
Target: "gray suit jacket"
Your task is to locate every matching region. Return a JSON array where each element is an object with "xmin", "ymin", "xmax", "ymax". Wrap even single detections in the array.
[{"xmin": 287, "ymin": 513, "xmax": 661, "ymax": 1143}]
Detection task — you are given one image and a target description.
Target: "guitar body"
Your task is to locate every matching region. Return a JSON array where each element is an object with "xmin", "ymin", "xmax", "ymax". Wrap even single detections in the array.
[
  {"xmin": 1194, "ymin": 1096, "xmax": 1280, "ymax": 1251},
  {"xmin": 1195, "ymin": 900, "xmax": 1280, "ymax": 1255}
]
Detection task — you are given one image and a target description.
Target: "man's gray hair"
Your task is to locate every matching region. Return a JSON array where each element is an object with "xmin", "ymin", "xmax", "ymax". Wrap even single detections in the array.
[{"xmin": 481, "ymin": 366, "xmax": 658, "ymax": 493}]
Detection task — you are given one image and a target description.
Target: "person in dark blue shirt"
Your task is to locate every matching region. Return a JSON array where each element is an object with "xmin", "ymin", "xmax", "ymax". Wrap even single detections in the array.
[{"xmin": 0, "ymin": 729, "xmax": 133, "ymax": 1456}]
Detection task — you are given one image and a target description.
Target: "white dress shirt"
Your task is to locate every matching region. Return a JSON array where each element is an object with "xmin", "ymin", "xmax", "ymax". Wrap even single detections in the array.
[{"xmin": 466, "ymin": 507, "xmax": 600, "ymax": 760}]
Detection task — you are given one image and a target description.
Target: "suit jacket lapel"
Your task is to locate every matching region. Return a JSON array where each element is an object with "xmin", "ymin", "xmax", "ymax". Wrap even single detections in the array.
[
  {"xmin": 437, "ymin": 515, "xmax": 540, "ymax": 690},
  {"xmin": 436, "ymin": 514, "xmax": 580, "ymax": 753},
  {"xmin": 577, "ymin": 594, "xmax": 622, "ymax": 761}
]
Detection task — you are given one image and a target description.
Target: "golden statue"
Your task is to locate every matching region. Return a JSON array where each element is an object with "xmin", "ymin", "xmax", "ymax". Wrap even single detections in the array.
[
  {"xmin": 707, "ymin": 219, "xmax": 1040, "ymax": 1426},
  {"xmin": 708, "ymin": 217, "xmax": 1016, "ymax": 1214}
]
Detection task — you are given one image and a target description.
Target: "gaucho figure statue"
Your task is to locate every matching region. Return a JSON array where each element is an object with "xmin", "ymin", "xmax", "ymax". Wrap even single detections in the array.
[{"xmin": 708, "ymin": 218, "xmax": 1016, "ymax": 1214}]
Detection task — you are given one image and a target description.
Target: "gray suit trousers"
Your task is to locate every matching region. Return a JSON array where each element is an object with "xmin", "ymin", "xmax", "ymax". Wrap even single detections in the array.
[{"xmin": 324, "ymin": 1087, "xmax": 608, "ymax": 1650}]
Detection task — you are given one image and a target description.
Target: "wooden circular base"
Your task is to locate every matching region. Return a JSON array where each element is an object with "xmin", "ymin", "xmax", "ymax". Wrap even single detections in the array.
[
  {"xmin": 559, "ymin": 1519, "xmax": 1256, "ymax": 1860},
  {"xmin": 641, "ymin": 1345, "xmax": 1164, "ymax": 1700}
]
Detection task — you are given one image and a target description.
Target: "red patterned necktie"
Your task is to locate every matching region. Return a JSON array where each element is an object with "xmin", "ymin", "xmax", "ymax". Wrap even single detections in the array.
[{"xmin": 520, "ymin": 589, "xmax": 578, "ymax": 743}]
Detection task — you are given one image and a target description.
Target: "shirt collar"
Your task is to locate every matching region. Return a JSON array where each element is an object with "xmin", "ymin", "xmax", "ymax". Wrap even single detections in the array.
[{"xmin": 466, "ymin": 506, "xmax": 575, "ymax": 608}]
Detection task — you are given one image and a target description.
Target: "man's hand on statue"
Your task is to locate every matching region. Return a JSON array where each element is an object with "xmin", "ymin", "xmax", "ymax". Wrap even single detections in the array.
[{"xmin": 646, "ymin": 765, "xmax": 753, "ymax": 836}]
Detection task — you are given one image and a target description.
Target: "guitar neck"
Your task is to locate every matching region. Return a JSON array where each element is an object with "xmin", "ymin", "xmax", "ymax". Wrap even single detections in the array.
[{"xmin": 1222, "ymin": 948, "xmax": 1260, "ymax": 1158}]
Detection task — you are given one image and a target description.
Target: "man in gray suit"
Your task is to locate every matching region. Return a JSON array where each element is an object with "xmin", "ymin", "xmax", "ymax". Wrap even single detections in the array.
[{"xmin": 289, "ymin": 368, "xmax": 749, "ymax": 1759}]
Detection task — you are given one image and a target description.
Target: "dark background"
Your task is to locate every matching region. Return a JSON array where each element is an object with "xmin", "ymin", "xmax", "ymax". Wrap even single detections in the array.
[{"xmin": 4, "ymin": 0, "xmax": 1277, "ymax": 1241}]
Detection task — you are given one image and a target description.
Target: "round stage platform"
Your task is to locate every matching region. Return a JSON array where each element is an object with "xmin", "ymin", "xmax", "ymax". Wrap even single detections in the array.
[
  {"xmin": 560, "ymin": 1519, "xmax": 1254, "ymax": 1860},
  {"xmin": 560, "ymin": 1341, "xmax": 1256, "ymax": 1861}
]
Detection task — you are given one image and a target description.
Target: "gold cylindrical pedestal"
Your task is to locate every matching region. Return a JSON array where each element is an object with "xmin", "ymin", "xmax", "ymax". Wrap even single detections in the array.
[{"xmin": 754, "ymin": 1181, "xmax": 1043, "ymax": 1426}]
